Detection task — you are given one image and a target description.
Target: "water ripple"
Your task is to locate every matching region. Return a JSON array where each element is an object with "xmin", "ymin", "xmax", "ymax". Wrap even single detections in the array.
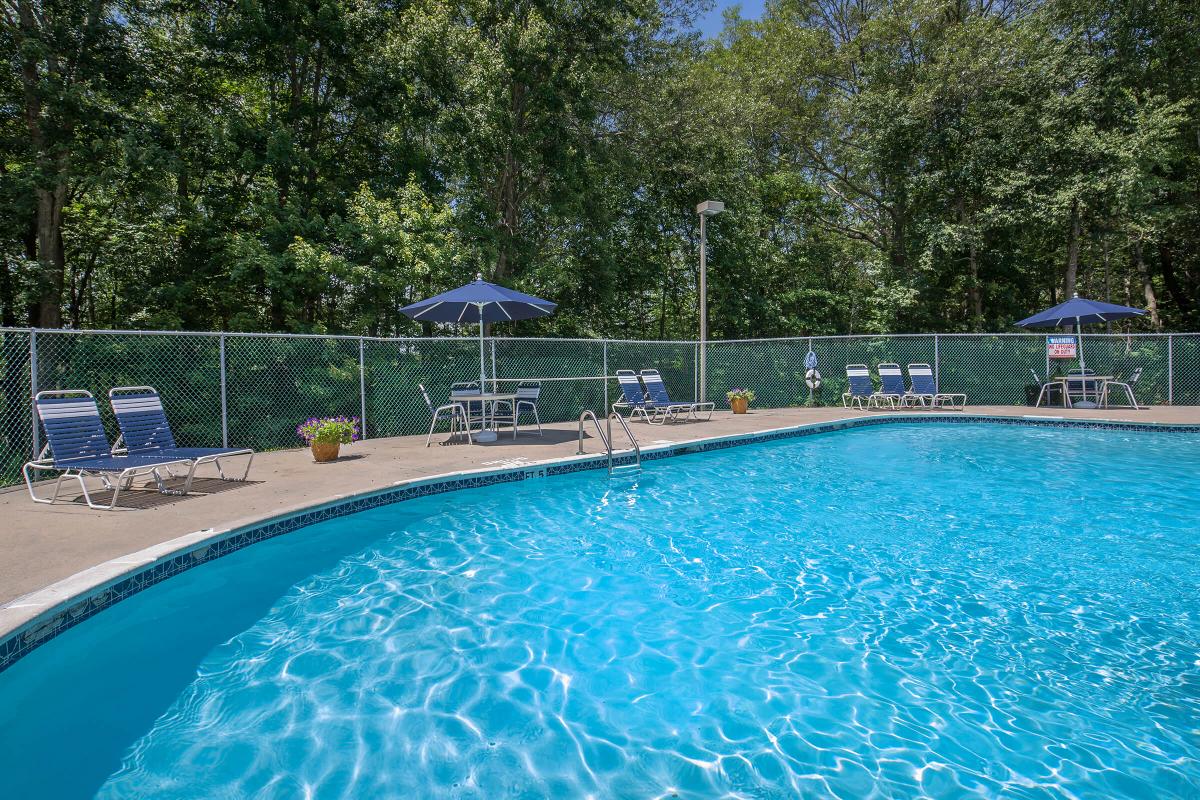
[{"xmin": 92, "ymin": 424, "xmax": 1200, "ymax": 799}]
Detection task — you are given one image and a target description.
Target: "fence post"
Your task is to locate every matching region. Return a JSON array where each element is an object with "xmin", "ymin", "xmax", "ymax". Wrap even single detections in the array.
[
  {"xmin": 29, "ymin": 329, "xmax": 39, "ymax": 458},
  {"xmin": 1167, "ymin": 333, "xmax": 1174, "ymax": 405},
  {"xmin": 695, "ymin": 342, "xmax": 701, "ymax": 403},
  {"xmin": 602, "ymin": 339, "xmax": 609, "ymax": 413},
  {"xmin": 359, "ymin": 337, "xmax": 368, "ymax": 439},
  {"xmin": 219, "ymin": 333, "xmax": 228, "ymax": 448},
  {"xmin": 933, "ymin": 333, "xmax": 940, "ymax": 388}
]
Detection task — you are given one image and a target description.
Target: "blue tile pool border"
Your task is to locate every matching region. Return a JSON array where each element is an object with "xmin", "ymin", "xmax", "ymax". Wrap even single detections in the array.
[{"xmin": 2, "ymin": 413, "xmax": 1197, "ymax": 675}]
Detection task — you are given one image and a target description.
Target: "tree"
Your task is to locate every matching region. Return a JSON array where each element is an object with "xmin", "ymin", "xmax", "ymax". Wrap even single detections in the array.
[{"xmin": 2, "ymin": 0, "xmax": 143, "ymax": 326}]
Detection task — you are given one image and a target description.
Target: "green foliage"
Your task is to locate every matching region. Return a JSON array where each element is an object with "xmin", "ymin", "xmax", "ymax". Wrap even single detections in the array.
[
  {"xmin": 1, "ymin": 0, "xmax": 1198, "ymax": 335},
  {"xmin": 296, "ymin": 415, "xmax": 361, "ymax": 445}
]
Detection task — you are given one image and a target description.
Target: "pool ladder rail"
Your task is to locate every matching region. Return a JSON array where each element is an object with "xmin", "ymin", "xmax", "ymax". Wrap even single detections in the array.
[{"xmin": 577, "ymin": 410, "xmax": 642, "ymax": 475}]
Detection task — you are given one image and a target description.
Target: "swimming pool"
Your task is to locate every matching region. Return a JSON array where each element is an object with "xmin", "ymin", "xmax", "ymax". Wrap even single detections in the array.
[{"xmin": 1, "ymin": 422, "xmax": 1198, "ymax": 798}]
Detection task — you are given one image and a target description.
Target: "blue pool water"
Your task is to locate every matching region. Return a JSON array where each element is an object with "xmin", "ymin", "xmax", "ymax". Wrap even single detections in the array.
[{"xmin": 1, "ymin": 423, "xmax": 1199, "ymax": 798}]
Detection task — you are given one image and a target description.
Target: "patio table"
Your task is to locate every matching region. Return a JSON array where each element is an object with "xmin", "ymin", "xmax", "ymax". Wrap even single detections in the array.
[
  {"xmin": 451, "ymin": 392, "xmax": 518, "ymax": 442},
  {"xmin": 1048, "ymin": 375, "xmax": 1113, "ymax": 409}
]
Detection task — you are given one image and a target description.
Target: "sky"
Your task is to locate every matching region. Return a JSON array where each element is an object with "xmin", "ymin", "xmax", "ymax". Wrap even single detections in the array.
[{"xmin": 695, "ymin": 0, "xmax": 767, "ymax": 39}]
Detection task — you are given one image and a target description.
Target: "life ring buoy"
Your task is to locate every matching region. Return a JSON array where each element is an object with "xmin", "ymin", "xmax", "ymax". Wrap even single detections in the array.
[{"xmin": 805, "ymin": 369, "xmax": 822, "ymax": 389}]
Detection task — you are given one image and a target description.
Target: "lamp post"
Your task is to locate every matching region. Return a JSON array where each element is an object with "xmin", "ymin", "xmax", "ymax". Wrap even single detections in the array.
[{"xmin": 696, "ymin": 200, "xmax": 724, "ymax": 404}]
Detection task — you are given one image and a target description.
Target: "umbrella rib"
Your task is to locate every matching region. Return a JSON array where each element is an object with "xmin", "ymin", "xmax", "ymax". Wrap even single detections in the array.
[{"xmin": 414, "ymin": 301, "xmax": 443, "ymax": 320}]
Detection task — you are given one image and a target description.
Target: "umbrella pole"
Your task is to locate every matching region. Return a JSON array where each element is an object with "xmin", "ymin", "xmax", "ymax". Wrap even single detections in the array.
[
  {"xmin": 472, "ymin": 307, "xmax": 482, "ymax": 391},
  {"xmin": 474, "ymin": 303, "xmax": 498, "ymax": 442},
  {"xmin": 1075, "ymin": 317, "xmax": 1098, "ymax": 407},
  {"xmin": 1077, "ymin": 318, "xmax": 1085, "ymax": 373}
]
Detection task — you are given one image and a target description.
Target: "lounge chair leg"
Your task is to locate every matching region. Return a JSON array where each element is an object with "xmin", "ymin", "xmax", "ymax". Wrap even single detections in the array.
[
  {"xmin": 150, "ymin": 468, "xmax": 168, "ymax": 493},
  {"xmin": 181, "ymin": 462, "xmax": 198, "ymax": 495},
  {"xmin": 51, "ymin": 472, "xmax": 68, "ymax": 504},
  {"xmin": 23, "ymin": 463, "xmax": 60, "ymax": 505},
  {"xmin": 77, "ymin": 473, "xmax": 108, "ymax": 510},
  {"xmin": 105, "ymin": 473, "xmax": 122, "ymax": 510}
]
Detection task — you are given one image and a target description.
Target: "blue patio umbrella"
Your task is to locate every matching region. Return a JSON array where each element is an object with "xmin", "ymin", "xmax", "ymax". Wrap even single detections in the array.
[
  {"xmin": 400, "ymin": 273, "xmax": 557, "ymax": 396},
  {"xmin": 1015, "ymin": 293, "xmax": 1144, "ymax": 406}
]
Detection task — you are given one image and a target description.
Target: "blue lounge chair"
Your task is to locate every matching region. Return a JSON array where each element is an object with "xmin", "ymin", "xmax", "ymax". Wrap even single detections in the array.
[
  {"xmin": 109, "ymin": 386, "xmax": 254, "ymax": 482},
  {"xmin": 612, "ymin": 369, "xmax": 669, "ymax": 424},
  {"xmin": 842, "ymin": 364, "xmax": 888, "ymax": 410},
  {"xmin": 904, "ymin": 364, "xmax": 966, "ymax": 409},
  {"xmin": 24, "ymin": 390, "xmax": 197, "ymax": 510},
  {"xmin": 639, "ymin": 369, "xmax": 714, "ymax": 422},
  {"xmin": 876, "ymin": 363, "xmax": 907, "ymax": 408}
]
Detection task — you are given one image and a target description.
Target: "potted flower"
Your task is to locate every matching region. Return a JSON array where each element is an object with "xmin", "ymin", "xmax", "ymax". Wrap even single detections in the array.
[
  {"xmin": 726, "ymin": 388, "xmax": 755, "ymax": 414},
  {"xmin": 297, "ymin": 416, "xmax": 360, "ymax": 462}
]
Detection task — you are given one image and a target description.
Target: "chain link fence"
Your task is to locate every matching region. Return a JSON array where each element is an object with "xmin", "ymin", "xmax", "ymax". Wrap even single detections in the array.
[{"xmin": 2, "ymin": 328, "xmax": 1197, "ymax": 489}]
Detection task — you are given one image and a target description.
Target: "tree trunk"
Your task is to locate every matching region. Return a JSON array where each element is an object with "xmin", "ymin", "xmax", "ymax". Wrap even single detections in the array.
[
  {"xmin": 34, "ymin": 184, "xmax": 67, "ymax": 327},
  {"xmin": 0, "ymin": 256, "xmax": 14, "ymax": 327},
  {"xmin": 960, "ymin": 199, "xmax": 982, "ymax": 328},
  {"xmin": 69, "ymin": 249, "xmax": 99, "ymax": 329},
  {"xmin": 1102, "ymin": 236, "xmax": 1111, "ymax": 333},
  {"xmin": 1157, "ymin": 240, "xmax": 1193, "ymax": 323},
  {"xmin": 15, "ymin": 0, "xmax": 76, "ymax": 329},
  {"xmin": 493, "ymin": 79, "xmax": 528, "ymax": 283},
  {"xmin": 1133, "ymin": 239, "xmax": 1161, "ymax": 331},
  {"xmin": 1061, "ymin": 198, "xmax": 1081, "ymax": 299}
]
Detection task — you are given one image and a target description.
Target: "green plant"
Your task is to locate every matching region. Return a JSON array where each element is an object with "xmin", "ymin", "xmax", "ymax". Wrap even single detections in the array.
[
  {"xmin": 726, "ymin": 388, "xmax": 756, "ymax": 403},
  {"xmin": 297, "ymin": 416, "xmax": 361, "ymax": 446}
]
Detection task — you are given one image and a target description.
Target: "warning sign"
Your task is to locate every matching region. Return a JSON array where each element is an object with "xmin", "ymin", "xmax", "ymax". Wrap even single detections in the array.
[{"xmin": 1046, "ymin": 335, "xmax": 1078, "ymax": 359}]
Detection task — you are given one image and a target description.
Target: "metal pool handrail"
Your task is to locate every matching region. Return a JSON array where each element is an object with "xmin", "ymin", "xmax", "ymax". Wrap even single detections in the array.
[{"xmin": 577, "ymin": 410, "xmax": 641, "ymax": 474}]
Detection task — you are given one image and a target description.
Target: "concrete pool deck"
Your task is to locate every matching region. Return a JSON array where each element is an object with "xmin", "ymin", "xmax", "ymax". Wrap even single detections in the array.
[{"xmin": 2, "ymin": 404, "xmax": 1198, "ymax": 635}]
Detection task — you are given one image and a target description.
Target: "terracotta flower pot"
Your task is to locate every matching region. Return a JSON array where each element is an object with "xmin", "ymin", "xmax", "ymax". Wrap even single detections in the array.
[
  {"xmin": 311, "ymin": 441, "xmax": 340, "ymax": 463},
  {"xmin": 730, "ymin": 396, "xmax": 749, "ymax": 414}
]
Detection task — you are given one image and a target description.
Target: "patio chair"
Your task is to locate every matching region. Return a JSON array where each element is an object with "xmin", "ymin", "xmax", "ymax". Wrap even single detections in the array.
[
  {"xmin": 1031, "ymin": 368, "xmax": 1064, "ymax": 407},
  {"xmin": 492, "ymin": 381, "xmax": 543, "ymax": 438},
  {"xmin": 612, "ymin": 369, "xmax": 669, "ymax": 424},
  {"xmin": 1102, "ymin": 367, "xmax": 1142, "ymax": 409},
  {"xmin": 109, "ymin": 386, "xmax": 254, "ymax": 484},
  {"xmin": 876, "ymin": 363, "xmax": 908, "ymax": 408},
  {"xmin": 904, "ymin": 364, "xmax": 966, "ymax": 409},
  {"xmin": 640, "ymin": 369, "xmax": 714, "ymax": 422},
  {"xmin": 24, "ymin": 390, "xmax": 197, "ymax": 510},
  {"xmin": 1064, "ymin": 368, "xmax": 1100, "ymax": 407},
  {"xmin": 420, "ymin": 384, "xmax": 472, "ymax": 446},
  {"xmin": 842, "ymin": 364, "xmax": 888, "ymax": 410},
  {"xmin": 449, "ymin": 382, "xmax": 488, "ymax": 434}
]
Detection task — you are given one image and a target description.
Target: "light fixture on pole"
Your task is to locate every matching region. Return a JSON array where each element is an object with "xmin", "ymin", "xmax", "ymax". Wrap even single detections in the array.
[{"xmin": 696, "ymin": 200, "xmax": 724, "ymax": 404}]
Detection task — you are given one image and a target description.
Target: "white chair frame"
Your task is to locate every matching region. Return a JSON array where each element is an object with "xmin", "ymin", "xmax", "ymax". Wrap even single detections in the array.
[
  {"xmin": 492, "ymin": 381, "xmax": 543, "ymax": 438},
  {"xmin": 420, "ymin": 384, "xmax": 472, "ymax": 446},
  {"xmin": 1102, "ymin": 367, "xmax": 1142, "ymax": 409}
]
